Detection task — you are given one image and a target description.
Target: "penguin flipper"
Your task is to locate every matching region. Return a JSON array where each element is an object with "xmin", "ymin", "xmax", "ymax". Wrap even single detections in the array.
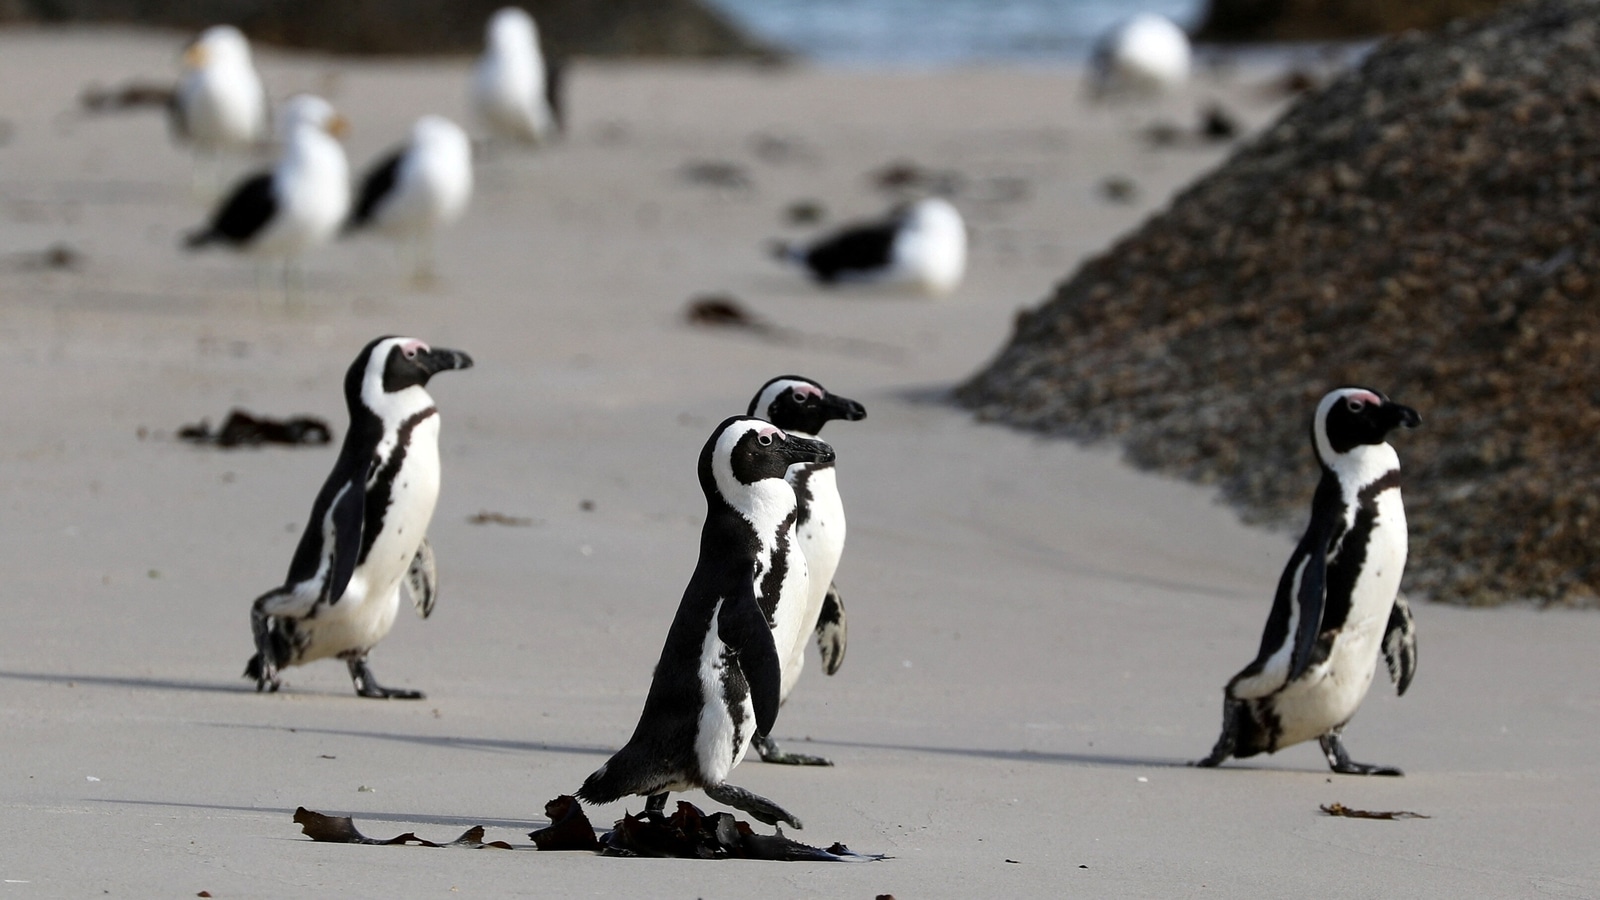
[
  {"xmin": 1289, "ymin": 531, "xmax": 1330, "ymax": 681},
  {"xmin": 1383, "ymin": 592, "xmax": 1418, "ymax": 696},
  {"xmin": 325, "ymin": 475, "xmax": 367, "ymax": 605},
  {"xmin": 718, "ymin": 572, "xmax": 783, "ymax": 737},
  {"xmin": 814, "ymin": 582, "xmax": 848, "ymax": 676},
  {"xmin": 405, "ymin": 537, "xmax": 438, "ymax": 619}
]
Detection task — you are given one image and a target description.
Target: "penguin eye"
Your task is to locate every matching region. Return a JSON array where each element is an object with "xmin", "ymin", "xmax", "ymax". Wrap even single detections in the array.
[
  {"xmin": 403, "ymin": 348, "xmax": 418, "ymax": 360},
  {"xmin": 757, "ymin": 433, "xmax": 774, "ymax": 446},
  {"xmin": 791, "ymin": 392, "xmax": 808, "ymax": 404},
  {"xmin": 1345, "ymin": 398, "xmax": 1365, "ymax": 413}
]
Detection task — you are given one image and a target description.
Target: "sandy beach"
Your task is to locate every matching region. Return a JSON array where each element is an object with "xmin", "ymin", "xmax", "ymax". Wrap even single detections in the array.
[{"xmin": 1, "ymin": 27, "xmax": 1597, "ymax": 897}]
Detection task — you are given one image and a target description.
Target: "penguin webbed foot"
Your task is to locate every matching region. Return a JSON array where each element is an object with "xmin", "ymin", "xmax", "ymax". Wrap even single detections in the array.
[
  {"xmin": 1320, "ymin": 733, "xmax": 1403, "ymax": 777},
  {"xmin": 1191, "ymin": 697, "xmax": 1241, "ymax": 768},
  {"xmin": 703, "ymin": 782, "xmax": 802, "ymax": 830},
  {"xmin": 243, "ymin": 653, "xmax": 281, "ymax": 693},
  {"xmin": 347, "ymin": 659, "xmax": 425, "ymax": 700},
  {"xmin": 752, "ymin": 733, "xmax": 834, "ymax": 767}
]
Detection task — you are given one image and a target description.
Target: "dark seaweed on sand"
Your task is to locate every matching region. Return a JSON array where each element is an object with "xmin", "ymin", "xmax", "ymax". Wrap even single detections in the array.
[{"xmin": 179, "ymin": 410, "xmax": 332, "ymax": 448}]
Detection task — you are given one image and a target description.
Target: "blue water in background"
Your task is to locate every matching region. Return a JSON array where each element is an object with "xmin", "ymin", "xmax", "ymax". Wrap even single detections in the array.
[{"xmin": 707, "ymin": 0, "xmax": 1206, "ymax": 66}]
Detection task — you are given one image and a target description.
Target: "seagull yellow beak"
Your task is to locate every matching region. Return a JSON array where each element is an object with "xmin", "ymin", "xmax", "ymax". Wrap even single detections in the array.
[
  {"xmin": 181, "ymin": 43, "xmax": 207, "ymax": 68},
  {"xmin": 325, "ymin": 113, "xmax": 350, "ymax": 140}
]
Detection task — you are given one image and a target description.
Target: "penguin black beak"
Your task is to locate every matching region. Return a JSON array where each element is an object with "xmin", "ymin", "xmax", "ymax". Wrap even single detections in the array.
[
  {"xmin": 1388, "ymin": 403, "xmax": 1421, "ymax": 431},
  {"xmin": 821, "ymin": 393, "xmax": 867, "ymax": 423},
  {"xmin": 775, "ymin": 434, "xmax": 835, "ymax": 466},
  {"xmin": 416, "ymin": 347, "xmax": 474, "ymax": 376}
]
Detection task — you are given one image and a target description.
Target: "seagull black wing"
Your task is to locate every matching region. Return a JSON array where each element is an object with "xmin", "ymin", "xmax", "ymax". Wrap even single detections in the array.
[
  {"xmin": 802, "ymin": 221, "xmax": 898, "ymax": 282},
  {"xmin": 186, "ymin": 171, "xmax": 276, "ymax": 248},
  {"xmin": 348, "ymin": 149, "xmax": 404, "ymax": 231}
]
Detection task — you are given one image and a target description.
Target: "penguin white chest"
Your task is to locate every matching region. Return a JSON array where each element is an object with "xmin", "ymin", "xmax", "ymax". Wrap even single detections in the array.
[
  {"xmin": 783, "ymin": 465, "xmax": 843, "ymax": 694},
  {"xmin": 1274, "ymin": 490, "xmax": 1408, "ymax": 747},
  {"xmin": 759, "ymin": 526, "xmax": 812, "ymax": 700},
  {"xmin": 305, "ymin": 415, "xmax": 441, "ymax": 660}
]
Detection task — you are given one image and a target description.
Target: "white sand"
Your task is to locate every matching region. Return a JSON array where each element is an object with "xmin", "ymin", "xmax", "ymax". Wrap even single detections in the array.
[{"xmin": 1, "ymin": 28, "xmax": 1597, "ymax": 897}]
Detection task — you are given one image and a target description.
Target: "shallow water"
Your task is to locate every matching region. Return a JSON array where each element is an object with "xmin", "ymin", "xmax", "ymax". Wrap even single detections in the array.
[{"xmin": 709, "ymin": 0, "xmax": 1203, "ymax": 66}]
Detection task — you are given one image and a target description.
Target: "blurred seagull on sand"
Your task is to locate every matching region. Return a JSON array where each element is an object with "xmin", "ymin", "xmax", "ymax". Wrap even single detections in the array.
[
  {"xmin": 170, "ymin": 25, "xmax": 268, "ymax": 190},
  {"xmin": 1091, "ymin": 13, "xmax": 1192, "ymax": 98},
  {"xmin": 772, "ymin": 196, "xmax": 967, "ymax": 297},
  {"xmin": 471, "ymin": 7, "xmax": 563, "ymax": 146},
  {"xmin": 346, "ymin": 115, "xmax": 474, "ymax": 286},
  {"xmin": 184, "ymin": 94, "xmax": 351, "ymax": 297}
]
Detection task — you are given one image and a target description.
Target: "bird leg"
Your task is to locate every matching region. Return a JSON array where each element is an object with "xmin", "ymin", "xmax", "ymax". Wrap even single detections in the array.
[
  {"xmin": 703, "ymin": 782, "xmax": 802, "ymax": 829},
  {"xmin": 1192, "ymin": 696, "xmax": 1243, "ymax": 767},
  {"xmin": 643, "ymin": 792, "xmax": 669, "ymax": 820},
  {"xmin": 752, "ymin": 732, "xmax": 833, "ymax": 767},
  {"xmin": 409, "ymin": 236, "xmax": 438, "ymax": 289},
  {"xmin": 346, "ymin": 657, "xmax": 424, "ymax": 700},
  {"xmin": 1319, "ymin": 729, "xmax": 1402, "ymax": 776}
]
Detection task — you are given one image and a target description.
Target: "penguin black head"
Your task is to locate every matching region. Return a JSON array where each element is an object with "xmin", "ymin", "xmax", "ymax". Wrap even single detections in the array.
[
  {"xmin": 698, "ymin": 416, "xmax": 835, "ymax": 510},
  {"xmin": 345, "ymin": 336, "xmax": 474, "ymax": 414},
  {"xmin": 1313, "ymin": 386, "xmax": 1421, "ymax": 459},
  {"xmin": 747, "ymin": 376, "xmax": 867, "ymax": 437}
]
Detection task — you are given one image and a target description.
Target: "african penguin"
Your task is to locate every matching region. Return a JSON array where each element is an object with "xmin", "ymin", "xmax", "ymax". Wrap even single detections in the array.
[
  {"xmin": 772, "ymin": 197, "xmax": 967, "ymax": 296},
  {"xmin": 244, "ymin": 336, "xmax": 473, "ymax": 699},
  {"xmin": 577, "ymin": 416, "xmax": 835, "ymax": 829},
  {"xmin": 744, "ymin": 376, "xmax": 866, "ymax": 766},
  {"xmin": 471, "ymin": 7, "xmax": 564, "ymax": 146},
  {"xmin": 1196, "ymin": 387, "xmax": 1421, "ymax": 775}
]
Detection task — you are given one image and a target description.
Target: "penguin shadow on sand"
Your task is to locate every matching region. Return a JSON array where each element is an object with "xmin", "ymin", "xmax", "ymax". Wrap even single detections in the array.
[
  {"xmin": 797, "ymin": 738, "xmax": 1194, "ymax": 771},
  {"xmin": 195, "ymin": 721, "xmax": 614, "ymax": 761},
  {"xmin": 97, "ymin": 798, "xmax": 548, "ymax": 833},
  {"xmin": 0, "ymin": 669, "xmax": 251, "ymax": 696}
]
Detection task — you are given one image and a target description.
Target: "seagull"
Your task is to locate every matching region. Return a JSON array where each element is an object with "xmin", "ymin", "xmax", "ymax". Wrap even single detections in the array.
[
  {"xmin": 471, "ymin": 7, "xmax": 563, "ymax": 146},
  {"xmin": 346, "ymin": 115, "xmax": 474, "ymax": 286},
  {"xmin": 169, "ymin": 25, "xmax": 269, "ymax": 190},
  {"xmin": 184, "ymin": 95, "xmax": 351, "ymax": 297},
  {"xmin": 772, "ymin": 197, "xmax": 968, "ymax": 297},
  {"xmin": 1090, "ymin": 13, "xmax": 1192, "ymax": 98}
]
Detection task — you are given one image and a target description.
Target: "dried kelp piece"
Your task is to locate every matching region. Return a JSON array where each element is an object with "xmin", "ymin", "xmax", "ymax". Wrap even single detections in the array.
[
  {"xmin": 467, "ymin": 511, "xmax": 534, "ymax": 527},
  {"xmin": 680, "ymin": 160, "xmax": 752, "ymax": 190},
  {"xmin": 594, "ymin": 799, "xmax": 886, "ymax": 862},
  {"xmin": 6, "ymin": 244, "xmax": 82, "ymax": 272},
  {"xmin": 292, "ymin": 808, "xmax": 512, "ymax": 848},
  {"xmin": 685, "ymin": 295, "xmax": 905, "ymax": 365},
  {"xmin": 870, "ymin": 160, "xmax": 963, "ymax": 197},
  {"xmin": 179, "ymin": 410, "xmax": 332, "ymax": 448},
  {"xmin": 80, "ymin": 81, "xmax": 176, "ymax": 112},
  {"xmin": 1320, "ymin": 803, "xmax": 1430, "ymax": 821},
  {"xmin": 686, "ymin": 295, "xmax": 773, "ymax": 332},
  {"xmin": 528, "ymin": 795, "xmax": 601, "ymax": 852}
]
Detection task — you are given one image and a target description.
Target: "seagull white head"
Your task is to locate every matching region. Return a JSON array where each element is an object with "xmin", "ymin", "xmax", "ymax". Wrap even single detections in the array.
[
  {"xmin": 183, "ymin": 25, "xmax": 253, "ymax": 71},
  {"xmin": 487, "ymin": 7, "xmax": 538, "ymax": 57},
  {"xmin": 276, "ymin": 94, "xmax": 348, "ymax": 142}
]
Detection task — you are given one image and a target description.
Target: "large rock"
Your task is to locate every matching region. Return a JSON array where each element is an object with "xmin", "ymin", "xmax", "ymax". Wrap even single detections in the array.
[
  {"xmin": 1197, "ymin": 0, "xmax": 1511, "ymax": 41},
  {"xmin": 0, "ymin": 0, "xmax": 780, "ymax": 59},
  {"xmin": 959, "ymin": 0, "xmax": 1600, "ymax": 606}
]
